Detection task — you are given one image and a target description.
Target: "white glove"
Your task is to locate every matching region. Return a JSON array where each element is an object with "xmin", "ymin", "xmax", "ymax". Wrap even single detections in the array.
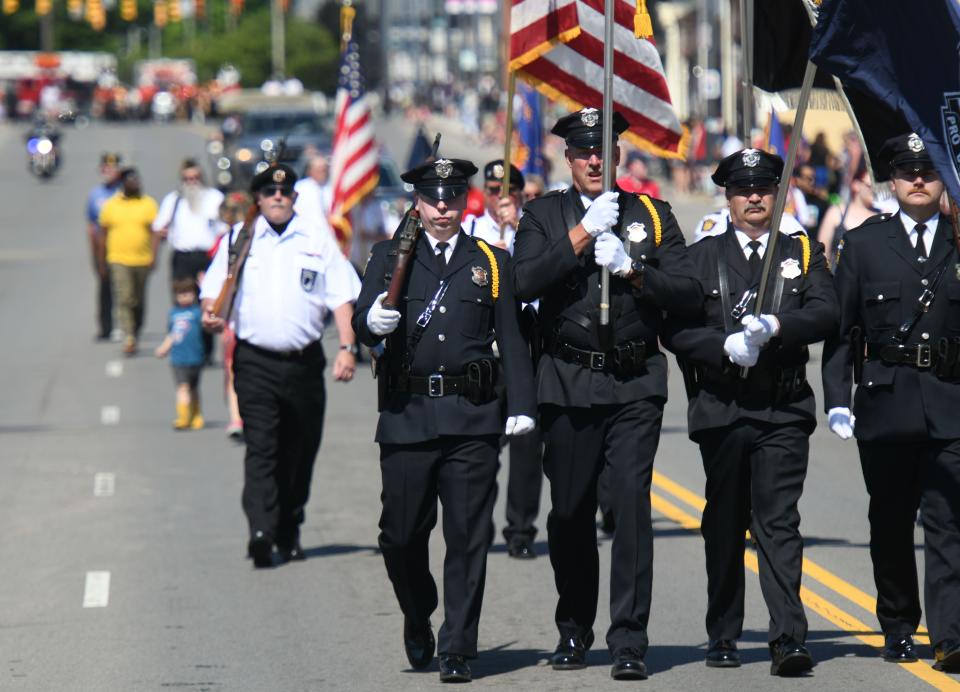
[
  {"xmin": 366, "ymin": 291, "xmax": 401, "ymax": 336},
  {"xmin": 505, "ymin": 415, "xmax": 536, "ymax": 436},
  {"xmin": 827, "ymin": 407, "xmax": 855, "ymax": 440},
  {"xmin": 593, "ymin": 232, "xmax": 632, "ymax": 276},
  {"xmin": 742, "ymin": 314, "xmax": 780, "ymax": 348},
  {"xmin": 723, "ymin": 332, "xmax": 759, "ymax": 367},
  {"xmin": 580, "ymin": 191, "xmax": 620, "ymax": 237}
]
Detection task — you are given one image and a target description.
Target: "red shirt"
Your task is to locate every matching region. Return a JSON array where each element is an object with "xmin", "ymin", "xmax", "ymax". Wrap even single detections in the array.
[{"xmin": 616, "ymin": 176, "xmax": 661, "ymax": 198}]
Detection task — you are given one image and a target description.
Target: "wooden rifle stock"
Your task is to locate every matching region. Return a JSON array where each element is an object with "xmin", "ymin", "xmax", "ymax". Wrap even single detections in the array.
[
  {"xmin": 212, "ymin": 202, "xmax": 260, "ymax": 319},
  {"xmin": 383, "ymin": 208, "xmax": 422, "ymax": 310}
]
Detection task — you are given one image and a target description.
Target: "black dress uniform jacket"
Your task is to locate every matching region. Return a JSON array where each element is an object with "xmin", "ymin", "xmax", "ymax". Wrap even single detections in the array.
[
  {"xmin": 513, "ymin": 186, "xmax": 700, "ymax": 406},
  {"xmin": 823, "ymin": 214, "xmax": 960, "ymax": 441},
  {"xmin": 664, "ymin": 228, "xmax": 839, "ymax": 439},
  {"xmin": 355, "ymin": 230, "xmax": 536, "ymax": 444}
]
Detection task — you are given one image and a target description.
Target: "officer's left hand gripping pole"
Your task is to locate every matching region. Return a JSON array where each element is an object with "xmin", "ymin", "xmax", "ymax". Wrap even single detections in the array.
[
  {"xmin": 598, "ymin": 0, "xmax": 616, "ymax": 349},
  {"xmin": 740, "ymin": 59, "xmax": 817, "ymax": 378}
]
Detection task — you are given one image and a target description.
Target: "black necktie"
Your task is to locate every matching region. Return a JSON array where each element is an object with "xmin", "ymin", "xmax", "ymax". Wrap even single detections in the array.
[
  {"xmin": 915, "ymin": 223, "xmax": 928, "ymax": 260},
  {"xmin": 436, "ymin": 241, "xmax": 449, "ymax": 273},
  {"xmin": 747, "ymin": 240, "xmax": 762, "ymax": 283}
]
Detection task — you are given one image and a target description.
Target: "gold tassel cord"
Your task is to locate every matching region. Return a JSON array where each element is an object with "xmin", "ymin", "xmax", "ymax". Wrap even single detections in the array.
[
  {"xmin": 475, "ymin": 241, "xmax": 500, "ymax": 300},
  {"xmin": 634, "ymin": 0, "xmax": 653, "ymax": 39},
  {"xmin": 638, "ymin": 194, "xmax": 662, "ymax": 246}
]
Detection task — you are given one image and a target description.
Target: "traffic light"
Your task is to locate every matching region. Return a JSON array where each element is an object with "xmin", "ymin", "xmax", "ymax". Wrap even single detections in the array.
[
  {"xmin": 86, "ymin": 0, "xmax": 105, "ymax": 29},
  {"xmin": 120, "ymin": 0, "xmax": 136, "ymax": 21},
  {"xmin": 35, "ymin": 0, "xmax": 51, "ymax": 15},
  {"xmin": 153, "ymin": 0, "xmax": 166, "ymax": 26},
  {"xmin": 166, "ymin": 0, "xmax": 179, "ymax": 22},
  {"xmin": 3, "ymin": 0, "xmax": 18, "ymax": 15}
]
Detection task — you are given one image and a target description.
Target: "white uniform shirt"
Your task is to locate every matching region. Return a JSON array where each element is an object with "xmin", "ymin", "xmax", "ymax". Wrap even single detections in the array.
[
  {"xmin": 693, "ymin": 209, "xmax": 806, "ymax": 243},
  {"xmin": 734, "ymin": 228, "xmax": 770, "ymax": 259},
  {"xmin": 293, "ymin": 177, "xmax": 336, "ymax": 243},
  {"xmin": 899, "ymin": 210, "xmax": 939, "ymax": 256},
  {"xmin": 200, "ymin": 213, "xmax": 361, "ymax": 351},
  {"xmin": 467, "ymin": 209, "xmax": 515, "ymax": 254},
  {"xmin": 153, "ymin": 188, "xmax": 225, "ymax": 251}
]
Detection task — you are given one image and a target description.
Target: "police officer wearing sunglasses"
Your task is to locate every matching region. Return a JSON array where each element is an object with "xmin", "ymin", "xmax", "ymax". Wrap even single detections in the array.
[
  {"xmin": 200, "ymin": 163, "xmax": 361, "ymax": 568},
  {"xmin": 353, "ymin": 155, "xmax": 536, "ymax": 683},
  {"xmin": 663, "ymin": 148, "xmax": 838, "ymax": 676}
]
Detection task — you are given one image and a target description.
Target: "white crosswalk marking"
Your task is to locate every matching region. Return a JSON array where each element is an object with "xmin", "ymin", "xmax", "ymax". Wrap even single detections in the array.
[
  {"xmin": 105, "ymin": 361, "xmax": 123, "ymax": 378},
  {"xmin": 100, "ymin": 406, "xmax": 120, "ymax": 425}
]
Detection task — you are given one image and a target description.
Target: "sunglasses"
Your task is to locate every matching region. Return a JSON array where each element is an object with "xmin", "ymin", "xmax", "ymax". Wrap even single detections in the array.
[{"xmin": 259, "ymin": 185, "xmax": 294, "ymax": 198}]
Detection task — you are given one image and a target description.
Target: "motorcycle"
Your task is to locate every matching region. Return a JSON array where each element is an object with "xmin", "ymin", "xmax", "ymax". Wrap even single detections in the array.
[{"xmin": 25, "ymin": 127, "xmax": 61, "ymax": 180}]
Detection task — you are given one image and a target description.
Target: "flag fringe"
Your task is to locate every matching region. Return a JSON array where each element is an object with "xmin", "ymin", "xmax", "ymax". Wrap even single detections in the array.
[{"xmin": 755, "ymin": 87, "xmax": 847, "ymax": 112}]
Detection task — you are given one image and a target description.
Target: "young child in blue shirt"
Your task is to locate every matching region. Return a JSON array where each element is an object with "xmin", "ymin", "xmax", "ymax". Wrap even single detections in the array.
[{"xmin": 155, "ymin": 277, "xmax": 205, "ymax": 429}]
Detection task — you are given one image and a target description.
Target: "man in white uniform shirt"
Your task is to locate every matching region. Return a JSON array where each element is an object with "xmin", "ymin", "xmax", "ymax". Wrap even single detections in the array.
[
  {"xmin": 293, "ymin": 154, "xmax": 335, "ymax": 241},
  {"xmin": 153, "ymin": 158, "xmax": 225, "ymax": 282},
  {"xmin": 466, "ymin": 159, "xmax": 523, "ymax": 252},
  {"xmin": 201, "ymin": 163, "xmax": 361, "ymax": 568}
]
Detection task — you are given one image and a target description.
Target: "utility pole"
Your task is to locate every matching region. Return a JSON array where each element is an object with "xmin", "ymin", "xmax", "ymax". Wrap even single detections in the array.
[
  {"xmin": 39, "ymin": 12, "xmax": 53, "ymax": 51},
  {"xmin": 270, "ymin": 0, "xmax": 285, "ymax": 77}
]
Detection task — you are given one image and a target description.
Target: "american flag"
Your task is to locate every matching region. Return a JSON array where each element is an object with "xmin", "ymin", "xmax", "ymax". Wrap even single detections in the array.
[
  {"xmin": 510, "ymin": 0, "xmax": 685, "ymax": 158},
  {"xmin": 328, "ymin": 39, "xmax": 379, "ymax": 246}
]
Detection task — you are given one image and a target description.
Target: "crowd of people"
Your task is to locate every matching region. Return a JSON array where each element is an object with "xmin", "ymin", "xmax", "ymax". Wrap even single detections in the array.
[{"xmin": 84, "ymin": 108, "xmax": 960, "ymax": 685}]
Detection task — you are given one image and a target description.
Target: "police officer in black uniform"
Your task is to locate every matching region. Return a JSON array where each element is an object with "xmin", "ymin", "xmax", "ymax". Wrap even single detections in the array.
[
  {"xmin": 353, "ymin": 156, "xmax": 537, "ymax": 683},
  {"xmin": 513, "ymin": 108, "xmax": 700, "ymax": 680},
  {"xmin": 823, "ymin": 133, "xmax": 960, "ymax": 672},
  {"xmin": 663, "ymin": 148, "xmax": 838, "ymax": 676}
]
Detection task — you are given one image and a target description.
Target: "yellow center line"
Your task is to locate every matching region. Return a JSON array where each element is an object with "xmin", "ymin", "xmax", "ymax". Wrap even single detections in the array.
[{"xmin": 650, "ymin": 490, "xmax": 959, "ymax": 691}]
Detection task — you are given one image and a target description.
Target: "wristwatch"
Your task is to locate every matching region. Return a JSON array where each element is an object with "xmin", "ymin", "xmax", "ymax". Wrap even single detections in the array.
[
  {"xmin": 630, "ymin": 259, "xmax": 646, "ymax": 277},
  {"xmin": 340, "ymin": 343, "xmax": 359, "ymax": 356}
]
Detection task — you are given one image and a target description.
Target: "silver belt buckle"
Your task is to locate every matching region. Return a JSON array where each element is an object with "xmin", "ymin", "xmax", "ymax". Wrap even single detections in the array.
[
  {"xmin": 428, "ymin": 373, "xmax": 444, "ymax": 397},
  {"xmin": 590, "ymin": 352, "xmax": 606, "ymax": 370},
  {"xmin": 916, "ymin": 343, "xmax": 932, "ymax": 368}
]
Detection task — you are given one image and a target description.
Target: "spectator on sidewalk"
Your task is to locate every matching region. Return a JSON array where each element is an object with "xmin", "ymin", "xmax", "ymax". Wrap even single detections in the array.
[
  {"xmin": 155, "ymin": 277, "xmax": 206, "ymax": 430},
  {"xmin": 87, "ymin": 152, "xmax": 123, "ymax": 341}
]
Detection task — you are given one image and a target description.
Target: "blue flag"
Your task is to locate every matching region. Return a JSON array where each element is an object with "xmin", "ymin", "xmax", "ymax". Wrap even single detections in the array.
[
  {"xmin": 764, "ymin": 108, "xmax": 787, "ymax": 159},
  {"xmin": 514, "ymin": 82, "xmax": 546, "ymax": 180},
  {"xmin": 809, "ymin": 0, "xmax": 960, "ymax": 202}
]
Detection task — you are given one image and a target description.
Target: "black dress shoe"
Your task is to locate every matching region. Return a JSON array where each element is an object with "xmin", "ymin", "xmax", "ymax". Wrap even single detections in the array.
[
  {"xmin": 507, "ymin": 536, "xmax": 536, "ymax": 559},
  {"xmin": 438, "ymin": 654, "xmax": 471, "ymax": 683},
  {"xmin": 550, "ymin": 631, "xmax": 594, "ymax": 670},
  {"xmin": 769, "ymin": 635, "xmax": 814, "ymax": 676},
  {"xmin": 277, "ymin": 540, "xmax": 306, "ymax": 563},
  {"xmin": 705, "ymin": 639, "xmax": 741, "ymax": 668},
  {"xmin": 246, "ymin": 531, "xmax": 273, "ymax": 568},
  {"xmin": 611, "ymin": 647, "xmax": 647, "ymax": 680},
  {"xmin": 882, "ymin": 634, "xmax": 918, "ymax": 662},
  {"xmin": 935, "ymin": 640, "xmax": 960, "ymax": 672},
  {"xmin": 403, "ymin": 618, "xmax": 435, "ymax": 670}
]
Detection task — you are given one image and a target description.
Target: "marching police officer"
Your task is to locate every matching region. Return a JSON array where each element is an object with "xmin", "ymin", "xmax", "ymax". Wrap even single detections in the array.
[
  {"xmin": 200, "ymin": 163, "xmax": 361, "ymax": 568},
  {"xmin": 468, "ymin": 159, "xmax": 543, "ymax": 560},
  {"xmin": 663, "ymin": 148, "xmax": 838, "ymax": 675},
  {"xmin": 353, "ymin": 156, "xmax": 537, "ymax": 683},
  {"xmin": 513, "ymin": 108, "xmax": 700, "ymax": 680},
  {"xmin": 823, "ymin": 133, "xmax": 960, "ymax": 672}
]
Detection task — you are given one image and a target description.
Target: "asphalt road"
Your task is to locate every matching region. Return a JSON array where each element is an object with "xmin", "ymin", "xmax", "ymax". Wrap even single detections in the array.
[{"xmin": 0, "ymin": 119, "xmax": 954, "ymax": 691}]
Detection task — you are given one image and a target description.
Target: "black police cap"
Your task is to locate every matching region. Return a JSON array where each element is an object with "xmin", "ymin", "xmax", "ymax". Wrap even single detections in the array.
[
  {"xmin": 878, "ymin": 132, "xmax": 934, "ymax": 177},
  {"xmin": 483, "ymin": 159, "xmax": 525, "ymax": 189},
  {"xmin": 551, "ymin": 108, "xmax": 630, "ymax": 148},
  {"xmin": 250, "ymin": 163, "xmax": 298, "ymax": 194},
  {"xmin": 711, "ymin": 148, "xmax": 784, "ymax": 188},
  {"xmin": 401, "ymin": 158, "xmax": 478, "ymax": 201}
]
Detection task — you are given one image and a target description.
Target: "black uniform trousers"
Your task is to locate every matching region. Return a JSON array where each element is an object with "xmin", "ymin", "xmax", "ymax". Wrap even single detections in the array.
[
  {"xmin": 171, "ymin": 249, "xmax": 214, "ymax": 359},
  {"xmin": 378, "ymin": 435, "xmax": 500, "ymax": 658},
  {"xmin": 97, "ymin": 272, "xmax": 113, "ymax": 338},
  {"xmin": 697, "ymin": 421, "xmax": 809, "ymax": 644},
  {"xmin": 233, "ymin": 340, "xmax": 326, "ymax": 545},
  {"xmin": 541, "ymin": 397, "xmax": 663, "ymax": 654},
  {"xmin": 857, "ymin": 438, "xmax": 960, "ymax": 647},
  {"xmin": 503, "ymin": 428, "xmax": 543, "ymax": 543}
]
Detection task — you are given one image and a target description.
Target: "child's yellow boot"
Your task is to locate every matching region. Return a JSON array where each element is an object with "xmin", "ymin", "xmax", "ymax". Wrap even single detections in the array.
[
  {"xmin": 173, "ymin": 402, "xmax": 191, "ymax": 430},
  {"xmin": 189, "ymin": 400, "xmax": 204, "ymax": 430}
]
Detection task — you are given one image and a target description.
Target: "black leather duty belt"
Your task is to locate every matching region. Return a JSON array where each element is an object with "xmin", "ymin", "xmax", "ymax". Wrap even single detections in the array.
[
  {"xmin": 402, "ymin": 374, "xmax": 468, "ymax": 397},
  {"xmin": 550, "ymin": 340, "xmax": 650, "ymax": 373},
  {"xmin": 865, "ymin": 342, "xmax": 934, "ymax": 369},
  {"xmin": 237, "ymin": 339, "xmax": 323, "ymax": 360}
]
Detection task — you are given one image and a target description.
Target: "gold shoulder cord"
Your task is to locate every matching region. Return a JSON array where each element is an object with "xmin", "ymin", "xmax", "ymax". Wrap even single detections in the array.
[
  {"xmin": 475, "ymin": 240, "xmax": 500, "ymax": 300},
  {"xmin": 798, "ymin": 233, "xmax": 811, "ymax": 274},
  {"xmin": 638, "ymin": 194, "xmax": 662, "ymax": 246}
]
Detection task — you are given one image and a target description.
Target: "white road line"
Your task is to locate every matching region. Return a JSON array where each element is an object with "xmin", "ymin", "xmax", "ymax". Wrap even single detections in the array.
[
  {"xmin": 93, "ymin": 472, "xmax": 115, "ymax": 497},
  {"xmin": 82, "ymin": 571, "xmax": 110, "ymax": 608},
  {"xmin": 105, "ymin": 361, "xmax": 123, "ymax": 378},
  {"xmin": 100, "ymin": 406, "xmax": 120, "ymax": 425}
]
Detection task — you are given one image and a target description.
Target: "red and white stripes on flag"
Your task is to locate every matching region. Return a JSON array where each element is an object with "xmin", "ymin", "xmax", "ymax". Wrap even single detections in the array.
[
  {"xmin": 510, "ymin": 0, "xmax": 686, "ymax": 158},
  {"xmin": 328, "ymin": 39, "xmax": 379, "ymax": 246}
]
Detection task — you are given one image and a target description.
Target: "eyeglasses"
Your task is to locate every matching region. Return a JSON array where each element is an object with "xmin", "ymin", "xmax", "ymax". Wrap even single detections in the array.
[{"xmin": 260, "ymin": 185, "xmax": 294, "ymax": 198}]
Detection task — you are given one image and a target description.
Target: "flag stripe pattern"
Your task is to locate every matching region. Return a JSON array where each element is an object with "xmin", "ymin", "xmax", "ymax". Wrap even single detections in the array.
[
  {"xmin": 328, "ymin": 39, "xmax": 379, "ymax": 245},
  {"xmin": 510, "ymin": 0, "xmax": 685, "ymax": 158}
]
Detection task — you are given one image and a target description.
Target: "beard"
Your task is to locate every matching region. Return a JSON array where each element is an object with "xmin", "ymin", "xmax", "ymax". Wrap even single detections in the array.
[{"xmin": 180, "ymin": 184, "xmax": 206, "ymax": 214}]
